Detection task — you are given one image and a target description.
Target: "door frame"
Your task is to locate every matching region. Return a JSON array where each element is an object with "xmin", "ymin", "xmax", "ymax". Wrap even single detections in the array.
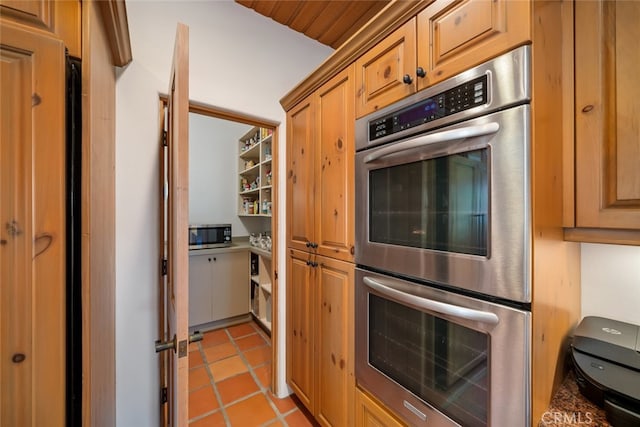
[{"xmin": 157, "ymin": 98, "xmax": 282, "ymax": 397}]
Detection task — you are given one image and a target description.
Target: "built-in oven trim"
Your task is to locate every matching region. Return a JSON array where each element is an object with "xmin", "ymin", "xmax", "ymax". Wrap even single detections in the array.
[{"xmin": 355, "ymin": 267, "xmax": 531, "ymax": 426}]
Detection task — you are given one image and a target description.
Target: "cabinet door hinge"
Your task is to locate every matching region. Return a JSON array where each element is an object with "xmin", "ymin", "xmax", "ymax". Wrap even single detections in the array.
[
  {"xmin": 162, "ymin": 130, "xmax": 168, "ymax": 147},
  {"xmin": 161, "ymin": 387, "xmax": 168, "ymax": 404},
  {"xmin": 161, "ymin": 258, "xmax": 167, "ymax": 276}
]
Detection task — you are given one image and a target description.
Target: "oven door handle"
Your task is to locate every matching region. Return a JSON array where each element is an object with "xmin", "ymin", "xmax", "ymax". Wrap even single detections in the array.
[
  {"xmin": 363, "ymin": 122, "xmax": 500, "ymax": 163},
  {"xmin": 363, "ymin": 276, "xmax": 499, "ymax": 325}
]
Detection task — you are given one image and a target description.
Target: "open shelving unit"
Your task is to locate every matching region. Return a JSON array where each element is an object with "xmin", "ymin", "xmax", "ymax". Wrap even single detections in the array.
[
  {"xmin": 250, "ymin": 251, "xmax": 272, "ymax": 333},
  {"xmin": 238, "ymin": 127, "xmax": 273, "ymax": 217}
]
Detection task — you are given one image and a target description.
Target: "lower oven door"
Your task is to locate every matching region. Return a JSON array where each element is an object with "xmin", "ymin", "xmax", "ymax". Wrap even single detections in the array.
[{"xmin": 355, "ymin": 268, "xmax": 530, "ymax": 426}]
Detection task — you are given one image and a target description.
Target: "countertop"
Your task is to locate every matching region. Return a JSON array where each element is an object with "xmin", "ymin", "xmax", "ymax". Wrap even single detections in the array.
[
  {"xmin": 188, "ymin": 236, "xmax": 271, "ymax": 259},
  {"xmin": 538, "ymin": 370, "xmax": 611, "ymax": 427}
]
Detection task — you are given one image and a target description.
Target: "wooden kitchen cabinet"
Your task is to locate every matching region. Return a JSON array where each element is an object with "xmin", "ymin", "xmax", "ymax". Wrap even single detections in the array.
[
  {"xmin": 355, "ymin": 387, "xmax": 406, "ymax": 427},
  {"xmin": 188, "ymin": 250, "xmax": 249, "ymax": 327},
  {"xmin": 286, "ymin": 249, "xmax": 355, "ymax": 427},
  {"xmin": 287, "ymin": 65, "xmax": 355, "ymax": 262},
  {"xmin": 1, "ymin": 1, "xmax": 130, "ymax": 424},
  {"xmin": 416, "ymin": 0, "xmax": 530, "ymax": 90},
  {"xmin": 354, "ymin": 19, "xmax": 417, "ymax": 119},
  {"xmin": 286, "ymin": 94, "xmax": 315, "ymax": 252},
  {"xmin": 1, "ymin": 18, "xmax": 66, "ymax": 427},
  {"xmin": 565, "ymin": 0, "xmax": 640, "ymax": 244},
  {"xmin": 355, "ymin": 0, "xmax": 530, "ymax": 118},
  {"xmin": 0, "ymin": 0, "xmax": 81, "ymax": 58}
]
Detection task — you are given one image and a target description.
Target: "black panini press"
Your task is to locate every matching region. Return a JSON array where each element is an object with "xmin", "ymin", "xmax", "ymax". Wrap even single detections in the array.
[{"xmin": 571, "ymin": 316, "xmax": 640, "ymax": 427}]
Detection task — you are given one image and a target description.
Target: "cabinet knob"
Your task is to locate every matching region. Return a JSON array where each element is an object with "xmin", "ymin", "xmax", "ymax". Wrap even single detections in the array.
[
  {"xmin": 416, "ymin": 67, "xmax": 426, "ymax": 78},
  {"xmin": 403, "ymin": 74, "xmax": 413, "ymax": 85},
  {"xmin": 208, "ymin": 258, "xmax": 211, "ymax": 262},
  {"xmin": 306, "ymin": 242, "xmax": 311, "ymax": 248}
]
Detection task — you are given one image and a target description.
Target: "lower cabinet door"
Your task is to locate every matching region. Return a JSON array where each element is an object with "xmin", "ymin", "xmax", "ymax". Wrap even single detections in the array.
[
  {"xmin": 188, "ymin": 254, "xmax": 213, "ymax": 327},
  {"xmin": 356, "ymin": 388, "xmax": 406, "ymax": 427},
  {"xmin": 287, "ymin": 249, "xmax": 355, "ymax": 426},
  {"xmin": 315, "ymin": 255, "xmax": 354, "ymax": 427},
  {"xmin": 210, "ymin": 251, "xmax": 249, "ymax": 321},
  {"xmin": 287, "ymin": 249, "xmax": 316, "ymax": 412}
]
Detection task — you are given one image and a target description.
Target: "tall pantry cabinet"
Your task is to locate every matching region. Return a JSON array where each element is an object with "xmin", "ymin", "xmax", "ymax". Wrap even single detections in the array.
[
  {"xmin": 286, "ymin": 66, "xmax": 356, "ymax": 426},
  {"xmin": 564, "ymin": 0, "xmax": 640, "ymax": 244},
  {"xmin": 0, "ymin": 1, "xmax": 130, "ymax": 425}
]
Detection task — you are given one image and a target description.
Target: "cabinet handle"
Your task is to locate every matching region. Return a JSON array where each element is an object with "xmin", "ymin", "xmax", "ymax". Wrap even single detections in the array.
[
  {"xmin": 416, "ymin": 67, "xmax": 426, "ymax": 78},
  {"xmin": 208, "ymin": 258, "xmax": 211, "ymax": 262},
  {"xmin": 311, "ymin": 262, "xmax": 318, "ymax": 268},
  {"xmin": 403, "ymin": 74, "xmax": 413, "ymax": 85},
  {"xmin": 305, "ymin": 241, "xmax": 311, "ymax": 248},
  {"xmin": 213, "ymin": 257, "xmax": 216, "ymax": 261},
  {"xmin": 310, "ymin": 242, "xmax": 318, "ymax": 249}
]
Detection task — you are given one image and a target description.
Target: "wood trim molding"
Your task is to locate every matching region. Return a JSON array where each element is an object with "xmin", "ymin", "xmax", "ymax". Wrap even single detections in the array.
[
  {"xmin": 279, "ymin": 0, "xmax": 432, "ymax": 111},
  {"xmin": 97, "ymin": 0, "xmax": 132, "ymax": 66},
  {"xmin": 564, "ymin": 227, "xmax": 640, "ymax": 246}
]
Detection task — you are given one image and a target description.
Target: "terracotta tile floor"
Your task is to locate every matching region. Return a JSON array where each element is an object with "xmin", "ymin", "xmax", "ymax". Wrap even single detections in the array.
[{"xmin": 189, "ymin": 321, "xmax": 317, "ymax": 426}]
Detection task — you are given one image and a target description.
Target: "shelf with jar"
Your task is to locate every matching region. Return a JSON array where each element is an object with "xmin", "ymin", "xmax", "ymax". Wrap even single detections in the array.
[{"xmin": 238, "ymin": 126, "xmax": 273, "ymax": 217}]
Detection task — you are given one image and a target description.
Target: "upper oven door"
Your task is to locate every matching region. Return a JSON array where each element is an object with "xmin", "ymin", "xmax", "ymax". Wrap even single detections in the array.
[{"xmin": 355, "ymin": 105, "xmax": 531, "ymax": 302}]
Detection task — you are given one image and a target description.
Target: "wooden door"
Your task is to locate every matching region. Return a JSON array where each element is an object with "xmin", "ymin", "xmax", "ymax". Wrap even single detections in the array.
[
  {"xmin": 286, "ymin": 96, "xmax": 315, "ymax": 252},
  {"xmin": 416, "ymin": 0, "xmax": 530, "ymax": 90},
  {"xmin": 160, "ymin": 22, "xmax": 190, "ymax": 426},
  {"xmin": 354, "ymin": 18, "xmax": 417, "ymax": 119},
  {"xmin": 575, "ymin": 0, "xmax": 640, "ymax": 230},
  {"xmin": 286, "ymin": 249, "xmax": 315, "ymax": 412},
  {"xmin": 0, "ymin": 20, "xmax": 66, "ymax": 426},
  {"xmin": 315, "ymin": 255, "xmax": 354, "ymax": 427},
  {"xmin": 315, "ymin": 66, "xmax": 356, "ymax": 262}
]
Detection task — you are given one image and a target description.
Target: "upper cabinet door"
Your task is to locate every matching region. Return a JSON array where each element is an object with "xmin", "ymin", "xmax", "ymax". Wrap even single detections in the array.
[
  {"xmin": 354, "ymin": 19, "xmax": 417, "ymax": 118},
  {"xmin": 416, "ymin": 0, "xmax": 530, "ymax": 90},
  {"xmin": 574, "ymin": 0, "xmax": 640, "ymax": 231},
  {"xmin": 287, "ymin": 95, "xmax": 316, "ymax": 252},
  {"xmin": 315, "ymin": 66, "xmax": 355, "ymax": 262}
]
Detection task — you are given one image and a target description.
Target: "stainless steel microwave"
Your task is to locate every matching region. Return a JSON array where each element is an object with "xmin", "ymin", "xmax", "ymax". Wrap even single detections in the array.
[{"xmin": 188, "ymin": 224, "xmax": 231, "ymax": 249}]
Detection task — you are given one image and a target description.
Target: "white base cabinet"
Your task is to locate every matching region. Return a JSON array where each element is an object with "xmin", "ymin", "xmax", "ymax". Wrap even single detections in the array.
[{"xmin": 189, "ymin": 250, "xmax": 249, "ymax": 327}]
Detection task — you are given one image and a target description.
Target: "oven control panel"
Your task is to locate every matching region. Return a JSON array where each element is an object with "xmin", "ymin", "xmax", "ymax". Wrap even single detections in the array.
[{"xmin": 369, "ymin": 75, "xmax": 488, "ymax": 141}]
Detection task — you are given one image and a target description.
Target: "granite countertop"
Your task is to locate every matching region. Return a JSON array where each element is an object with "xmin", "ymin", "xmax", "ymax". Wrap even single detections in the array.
[{"xmin": 538, "ymin": 370, "xmax": 611, "ymax": 427}]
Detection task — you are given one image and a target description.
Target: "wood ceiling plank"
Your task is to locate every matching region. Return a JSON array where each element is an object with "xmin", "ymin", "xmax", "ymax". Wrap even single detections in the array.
[
  {"xmin": 288, "ymin": 1, "xmax": 331, "ymax": 33},
  {"xmin": 253, "ymin": 0, "xmax": 278, "ymax": 17},
  {"xmin": 271, "ymin": 1, "xmax": 303, "ymax": 26},
  {"xmin": 317, "ymin": 1, "xmax": 381, "ymax": 48},
  {"xmin": 331, "ymin": 1, "xmax": 390, "ymax": 47},
  {"xmin": 305, "ymin": 1, "xmax": 350, "ymax": 41}
]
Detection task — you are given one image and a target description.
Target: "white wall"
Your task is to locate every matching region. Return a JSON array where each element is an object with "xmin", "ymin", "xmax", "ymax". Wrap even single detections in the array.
[
  {"xmin": 581, "ymin": 243, "xmax": 640, "ymax": 326},
  {"xmin": 116, "ymin": 1, "xmax": 333, "ymax": 425},
  {"xmin": 189, "ymin": 113, "xmax": 253, "ymax": 235}
]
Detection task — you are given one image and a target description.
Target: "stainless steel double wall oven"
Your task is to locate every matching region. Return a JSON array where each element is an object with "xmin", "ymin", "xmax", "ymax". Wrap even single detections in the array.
[{"xmin": 355, "ymin": 46, "xmax": 532, "ymax": 426}]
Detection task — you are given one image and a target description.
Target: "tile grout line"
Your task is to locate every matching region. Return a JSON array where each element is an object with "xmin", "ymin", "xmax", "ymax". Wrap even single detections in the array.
[
  {"xmin": 228, "ymin": 324, "xmax": 293, "ymax": 427},
  {"xmin": 189, "ymin": 322, "xmax": 302, "ymax": 426}
]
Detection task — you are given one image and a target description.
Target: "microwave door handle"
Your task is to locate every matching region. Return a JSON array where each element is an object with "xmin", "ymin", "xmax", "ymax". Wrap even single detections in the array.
[
  {"xmin": 363, "ymin": 122, "xmax": 500, "ymax": 163},
  {"xmin": 363, "ymin": 276, "xmax": 499, "ymax": 325}
]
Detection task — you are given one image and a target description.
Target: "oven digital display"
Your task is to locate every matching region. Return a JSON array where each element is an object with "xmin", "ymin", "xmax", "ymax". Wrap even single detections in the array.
[{"xmin": 369, "ymin": 75, "xmax": 488, "ymax": 141}]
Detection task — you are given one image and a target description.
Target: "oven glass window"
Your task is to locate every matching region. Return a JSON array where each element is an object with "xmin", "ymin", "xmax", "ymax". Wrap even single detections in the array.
[
  {"xmin": 369, "ymin": 149, "xmax": 488, "ymax": 256},
  {"xmin": 369, "ymin": 294, "xmax": 489, "ymax": 426}
]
